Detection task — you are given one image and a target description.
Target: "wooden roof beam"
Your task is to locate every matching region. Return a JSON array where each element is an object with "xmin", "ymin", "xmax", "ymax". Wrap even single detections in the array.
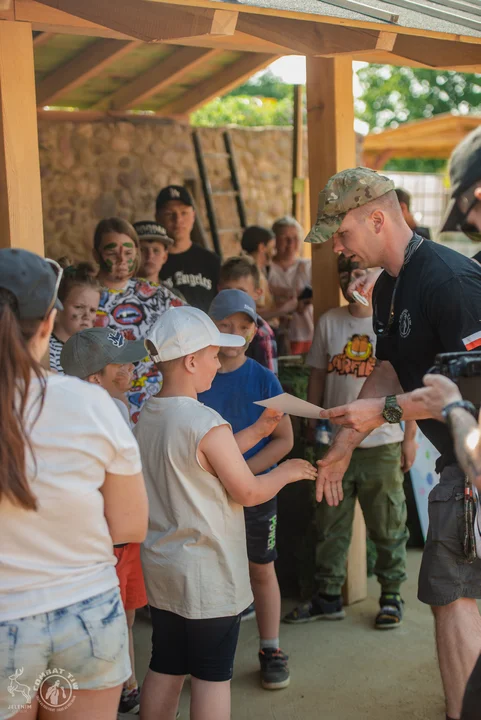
[
  {"xmin": 32, "ymin": 30, "xmax": 55, "ymax": 46},
  {"xmin": 33, "ymin": 0, "xmax": 238, "ymax": 42},
  {"xmin": 236, "ymin": 13, "xmax": 396, "ymax": 55},
  {"xmin": 95, "ymin": 47, "xmax": 223, "ymax": 111},
  {"xmin": 392, "ymin": 34, "xmax": 481, "ymax": 68},
  {"xmin": 36, "ymin": 38, "xmax": 140, "ymax": 106},
  {"xmin": 159, "ymin": 52, "xmax": 277, "ymax": 116}
]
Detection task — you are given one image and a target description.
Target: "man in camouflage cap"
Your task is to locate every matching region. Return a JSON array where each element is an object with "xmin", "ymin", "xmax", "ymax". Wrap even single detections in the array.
[
  {"xmin": 308, "ymin": 166, "xmax": 481, "ymax": 720},
  {"xmin": 305, "ymin": 167, "xmax": 395, "ymax": 245}
]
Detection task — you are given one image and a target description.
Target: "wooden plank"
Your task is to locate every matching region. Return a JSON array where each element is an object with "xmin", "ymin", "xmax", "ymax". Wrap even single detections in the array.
[
  {"xmin": 0, "ymin": 0, "xmax": 14, "ymax": 20},
  {"xmin": 342, "ymin": 500, "xmax": 368, "ymax": 606},
  {"xmin": 36, "ymin": 38, "xmax": 140, "ymax": 107},
  {"xmin": 32, "ymin": 0, "xmax": 238, "ymax": 42},
  {"xmin": 237, "ymin": 13, "xmax": 392, "ymax": 56},
  {"xmin": 96, "ymin": 47, "xmax": 222, "ymax": 111},
  {"xmin": 159, "ymin": 52, "xmax": 276, "ymax": 116},
  {"xmin": 0, "ymin": 21, "xmax": 44, "ymax": 253},
  {"xmin": 15, "ymin": 0, "xmax": 132, "ymax": 38},
  {"xmin": 291, "ymin": 84, "xmax": 303, "ymax": 224},
  {"xmin": 306, "ymin": 56, "xmax": 366, "ymax": 604},
  {"xmin": 392, "ymin": 34, "xmax": 481, "ymax": 67},
  {"xmin": 32, "ymin": 30, "xmax": 54, "ymax": 45}
]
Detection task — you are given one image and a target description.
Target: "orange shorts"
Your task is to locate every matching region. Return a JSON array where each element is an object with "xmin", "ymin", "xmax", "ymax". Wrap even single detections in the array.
[
  {"xmin": 114, "ymin": 543, "xmax": 148, "ymax": 611},
  {"xmin": 290, "ymin": 340, "xmax": 312, "ymax": 355}
]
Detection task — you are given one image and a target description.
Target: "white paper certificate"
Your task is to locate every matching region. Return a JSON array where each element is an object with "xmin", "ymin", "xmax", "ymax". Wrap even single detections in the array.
[{"xmin": 254, "ymin": 392, "xmax": 323, "ymax": 419}]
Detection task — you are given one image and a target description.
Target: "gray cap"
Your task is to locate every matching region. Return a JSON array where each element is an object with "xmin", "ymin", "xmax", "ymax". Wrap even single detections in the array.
[
  {"xmin": 0, "ymin": 248, "xmax": 63, "ymax": 318},
  {"xmin": 61, "ymin": 327, "xmax": 147, "ymax": 379},
  {"xmin": 133, "ymin": 221, "xmax": 174, "ymax": 247},
  {"xmin": 209, "ymin": 289, "xmax": 257, "ymax": 323}
]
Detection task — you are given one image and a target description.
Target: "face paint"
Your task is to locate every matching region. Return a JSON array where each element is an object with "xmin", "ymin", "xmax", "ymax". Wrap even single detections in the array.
[
  {"xmin": 103, "ymin": 243, "xmax": 118, "ymax": 251},
  {"xmin": 122, "ymin": 242, "xmax": 134, "ymax": 248}
]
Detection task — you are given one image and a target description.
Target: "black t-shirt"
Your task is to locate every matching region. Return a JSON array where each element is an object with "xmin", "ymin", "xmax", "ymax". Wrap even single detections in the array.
[
  {"xmin": 472, "ymin": 249, "xmax": 481, "ymax": 264},
  {"xmin": 374, "ymin": 238, "xmax": 481, "ymax": 470},
  {"xmin": 160, "ymin": 243, "xmax": 220, "ymax": 312}
]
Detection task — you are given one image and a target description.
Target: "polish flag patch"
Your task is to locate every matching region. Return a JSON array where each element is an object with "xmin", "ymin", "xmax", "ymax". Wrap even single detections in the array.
[{"xmin": 463, "ymin": 330, "xmax": 481, "ymax": 351}]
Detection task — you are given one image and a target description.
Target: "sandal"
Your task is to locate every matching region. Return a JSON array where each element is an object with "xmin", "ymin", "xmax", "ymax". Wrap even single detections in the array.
[{"xmin": 375, "ymin": 593, "xmax": 404, "ymax": 629}]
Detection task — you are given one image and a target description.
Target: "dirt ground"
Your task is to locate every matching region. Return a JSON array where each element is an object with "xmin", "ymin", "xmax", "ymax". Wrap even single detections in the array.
[{"xmin": 132, "ymin": 549, "xmax": 448, "ymax": 720}]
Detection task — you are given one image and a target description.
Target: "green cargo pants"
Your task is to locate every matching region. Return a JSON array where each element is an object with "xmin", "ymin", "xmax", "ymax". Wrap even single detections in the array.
[{"xmin": 314, "ymin": 442, "xmax": 409, "ymax": 596}]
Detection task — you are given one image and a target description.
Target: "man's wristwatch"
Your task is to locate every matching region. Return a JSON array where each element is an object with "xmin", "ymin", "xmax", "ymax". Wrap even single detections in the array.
[
  {"xmin": 382, "ymin": 395, "xmax": 403, "ymax": 424},
  {"xmin": 442, "ymin": 400, "xmax": 477, "ymax": 425}
]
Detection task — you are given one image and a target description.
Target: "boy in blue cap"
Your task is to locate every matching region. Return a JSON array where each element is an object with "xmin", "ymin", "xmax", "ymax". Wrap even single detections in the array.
[{"xmin": 199, "ymin": 289, "xmax": 293, "ymax": 690}]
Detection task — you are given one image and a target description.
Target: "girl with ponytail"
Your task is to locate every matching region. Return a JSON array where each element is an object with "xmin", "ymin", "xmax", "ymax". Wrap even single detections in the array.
[{"xmin": 0, "ymin": 249, "xmax": 147, "ymax": 720}]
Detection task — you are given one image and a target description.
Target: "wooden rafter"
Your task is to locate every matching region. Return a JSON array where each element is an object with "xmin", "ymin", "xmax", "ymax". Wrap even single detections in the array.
[
  {"xmin": 95, "ymin": 47, "xmax": 223, "ymax": 112},
  {"xmin": 33, "ymin": 0, "xmax": 238, "ymax": 42},
  {"xmin": 158, "ymin": 52, "xmax": 276, "ymax": 116},
  {"xmin": 392, "ymin": 34, "xmax": 481, "ymax": 68},
  {"xmin": 36, "ymin": 38, "xmax": 140, "ymax": 106},
  {"xmin": 237, "ymin": 13, "xmax": 396, "ymax": 56}
]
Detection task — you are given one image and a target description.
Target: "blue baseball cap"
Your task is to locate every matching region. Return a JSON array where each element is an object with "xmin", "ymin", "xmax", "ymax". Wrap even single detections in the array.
[
  {"xmin": 209, "ymin": 289, "xmax": 258, "ymax": 323},
  {"xmin": 0, "ymin": 249, "xmax": 63, "ymax": 319}
]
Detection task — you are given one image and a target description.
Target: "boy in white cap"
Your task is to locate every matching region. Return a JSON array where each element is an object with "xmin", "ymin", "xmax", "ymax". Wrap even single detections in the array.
[{"xmin": 134, "ymin": 306, "xmax": 316, "ymax": 720}]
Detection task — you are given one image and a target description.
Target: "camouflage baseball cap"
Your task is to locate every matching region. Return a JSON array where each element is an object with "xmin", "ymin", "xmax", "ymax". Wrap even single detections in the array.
[{"xmin": 305, "ymin": 167, "xmax": 395, "ymax": 244}]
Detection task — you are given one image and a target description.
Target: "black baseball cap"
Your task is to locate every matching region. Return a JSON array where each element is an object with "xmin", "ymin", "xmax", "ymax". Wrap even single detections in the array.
[
  {"xmin": 155, "ymin": 185, "xmax": 194, "ymax": 212},
  {"xmin": 441, "ymin": 125, "xmax": 481, "ymax": 232},
  {"xmin": 133, "ymin": 221, "xmax": 174, "ymax": 246},
  {"xmin": 0, "ymin": 248, "xmax": 63, "ymax": 319},
  {"xmin": 61, "ymin": 327, "xmax": 147, "ymax": 379}
]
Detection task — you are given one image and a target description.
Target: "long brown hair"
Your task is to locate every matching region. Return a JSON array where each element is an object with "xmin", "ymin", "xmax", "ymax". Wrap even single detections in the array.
[
  {"xmin": 94, "ymin": 217, "xmax": 141, "ymax": 276},
  {"xmin": 0, "ymin": 289, "xmax": 46, "ymax": 510}
]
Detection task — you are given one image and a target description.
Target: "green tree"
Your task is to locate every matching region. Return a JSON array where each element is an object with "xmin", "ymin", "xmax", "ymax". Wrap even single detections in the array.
[
  {"xmin": 191, "ymin": 94, "xmax": 293, "ymax": 127},
  {"xmin": 356, "ymin": 65, "xmax": 481, "ymax": 171},
  {"xmin": 227, "ymin": 69, "xmax": 293, "ymax": 100}
]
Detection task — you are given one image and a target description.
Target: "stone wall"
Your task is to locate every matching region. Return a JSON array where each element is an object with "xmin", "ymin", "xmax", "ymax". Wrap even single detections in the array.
[{"xmin": 39, "ymin": 117, "xmax": 307, "ymax": 262}]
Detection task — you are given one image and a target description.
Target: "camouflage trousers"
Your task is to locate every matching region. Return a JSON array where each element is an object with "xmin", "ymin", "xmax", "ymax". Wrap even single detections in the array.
[{"xmin": 314, "ymin": 442, "xmax": 409, "ymax": 596}]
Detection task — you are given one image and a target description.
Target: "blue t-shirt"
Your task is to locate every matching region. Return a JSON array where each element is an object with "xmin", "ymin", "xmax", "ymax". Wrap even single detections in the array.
[{"xmin": 198, "ymin": 357, "xmax": 283, "ymax": 464}]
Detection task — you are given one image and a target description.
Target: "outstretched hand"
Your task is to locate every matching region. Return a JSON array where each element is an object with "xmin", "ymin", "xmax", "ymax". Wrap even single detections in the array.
[
  {"xmin": 347, "ymin": 268, "xmax": 382, "ymax": 304},
  {"xmin": 279, "ymin": 458, "xmax": 318, "ymax": 484},
  {"xmin": 316, "ymin": 441, "xmax": 352, "ymax": 505},
  {"xmin": 411, "ymin": 374, "xmax": 462, "ymax": 422}
]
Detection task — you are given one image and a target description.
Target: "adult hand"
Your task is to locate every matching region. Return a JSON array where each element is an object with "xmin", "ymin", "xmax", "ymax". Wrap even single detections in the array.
[
  {"xmin": 255, "ymin": 409, "xmax": 284, "ymax": 438},
  {"xmin": 401, "ymin": 435, "xmax": 418, "ymax": 473},
  {"xmin": 319, "ymin": 397, "xmax": 385, "ymax": 434},
  {"xmin": 316, "ymin": 440, "xmax": 352, "ymax": 505},
  {"xmin": 411, "ymin": 375, "xmax": 462, "ymax": 422},
  {"xmin": 347, "ymin": 268, "xmax": 382, "ymax": 304}
]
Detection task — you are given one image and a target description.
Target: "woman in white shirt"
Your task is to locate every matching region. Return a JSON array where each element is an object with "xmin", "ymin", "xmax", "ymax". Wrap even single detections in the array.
[
  {"xmin": 0, "ymin": 249, "xmax": 148, "ymax": 720},
  {"xmin": 270, "ymin": 216, "xmax": 314, "ymax": 355}
]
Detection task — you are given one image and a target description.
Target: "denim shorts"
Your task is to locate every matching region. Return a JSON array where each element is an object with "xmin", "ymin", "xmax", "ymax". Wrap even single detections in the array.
[{"xmin": 0, "ymin": 587, "xmax": 130, "ymax": 720}]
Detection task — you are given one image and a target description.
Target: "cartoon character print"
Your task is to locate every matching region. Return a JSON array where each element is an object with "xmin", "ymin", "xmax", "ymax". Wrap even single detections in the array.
[
  {"xmin": 328, "ymin": 333, "xmax": 375, "ymax": 378},
  {"xmin": 95, "ymin": 278, "xmax": 183, "ymax": 421}
]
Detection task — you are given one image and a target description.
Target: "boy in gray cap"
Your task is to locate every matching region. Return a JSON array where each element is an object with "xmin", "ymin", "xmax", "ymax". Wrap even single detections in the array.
[
  {"xmin": 306, "ymin": 166, "xmax": 481, "ymax": 720},
  {"xmin": 61, "ymin": 326, "xmax": 148, "ymax": 715},
  {"xmin": 199, "ymin": 290, "xmax": 294, "ymax": 691}
]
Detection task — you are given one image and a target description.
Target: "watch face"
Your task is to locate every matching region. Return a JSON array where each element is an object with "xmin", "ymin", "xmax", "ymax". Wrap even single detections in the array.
[{"xmin": 383, "ymin": 407, "xmax": 402, "ymax": 424}]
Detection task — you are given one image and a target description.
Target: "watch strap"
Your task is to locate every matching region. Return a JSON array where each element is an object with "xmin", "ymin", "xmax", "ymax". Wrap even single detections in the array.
[{"xmin": 442, "ymin": 400, "xmax": 477, "ymax": 423}]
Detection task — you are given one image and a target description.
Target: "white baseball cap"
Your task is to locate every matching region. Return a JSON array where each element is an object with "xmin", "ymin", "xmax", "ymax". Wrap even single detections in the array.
[{"xmin": 147, "ymin": 306, "xmax": 245, "ymax": 362}]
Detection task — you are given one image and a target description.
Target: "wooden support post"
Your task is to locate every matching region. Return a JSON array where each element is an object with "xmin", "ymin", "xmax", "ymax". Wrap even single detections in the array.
[
  {"xmin": 0, "ymin": 21, "xmax": 44, "ymax": 254},
  {"xmin": 291, "ymin": 84, "xmax": 303, "ymax": 225},
  {"xmin": 306, "ymin": 56, "xmax": 367, "ymax": 605}
]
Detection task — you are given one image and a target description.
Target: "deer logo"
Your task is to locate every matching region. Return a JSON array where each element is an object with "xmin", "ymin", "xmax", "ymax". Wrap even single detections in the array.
[{"xmin": 7, "ymin": 668, "xmax": 32, "ymax": 705}]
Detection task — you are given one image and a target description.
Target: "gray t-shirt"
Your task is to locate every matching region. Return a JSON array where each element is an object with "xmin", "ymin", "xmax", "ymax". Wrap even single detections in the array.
[{"xmin": 134, "ymin": 395, "xmax": 253, "ymax": 619}]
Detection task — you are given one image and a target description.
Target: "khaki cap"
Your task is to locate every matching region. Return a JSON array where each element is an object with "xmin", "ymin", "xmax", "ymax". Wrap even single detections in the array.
[{"xmin": 305, "ymin": 167, "xmax": 395, "ymax": 244}]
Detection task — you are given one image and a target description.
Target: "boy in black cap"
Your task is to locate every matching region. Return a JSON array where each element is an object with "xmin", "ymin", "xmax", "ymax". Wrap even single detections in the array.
[
  {"xmin": 440, "ymin": 124, "xmax": 481, "ymax": 256},
  {"xmin": 156, "ymin": 185, "xmax": 220, "ymax": 311},
  {"xmin": 135, "ymin": 220, "xmax": 173, "ymax": 285}
]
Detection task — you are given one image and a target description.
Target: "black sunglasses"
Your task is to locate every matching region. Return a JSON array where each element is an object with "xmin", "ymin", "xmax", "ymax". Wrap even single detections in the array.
[{"xmin": 44, "ymin": 258, "xmax": 63, "ymax": 319}]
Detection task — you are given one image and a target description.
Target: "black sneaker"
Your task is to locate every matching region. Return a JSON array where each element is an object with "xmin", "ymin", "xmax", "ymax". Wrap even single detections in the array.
[
  {"xmin": 259, "ymin": 648, "xmax": 290, "ymax": 690},
  {"xmin": 118, "ymin": 687, "xmax": 140, "ymax": 715},
  {"xmin": 240, "ymin": 602, "xmax": 256, "ymax": 622},
  {"xmin": 375, "ymin": 593, "xmax": 404, "ymax": 630},
  {"xmin": 283, "ymin": 595, "xmax": 345, "ymax": 624}
]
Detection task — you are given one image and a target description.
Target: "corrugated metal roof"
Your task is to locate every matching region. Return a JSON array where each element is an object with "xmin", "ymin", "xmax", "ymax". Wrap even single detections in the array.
[{"xmin": 209, "ymin": 0, "xmax": 481, "ymax": 38}]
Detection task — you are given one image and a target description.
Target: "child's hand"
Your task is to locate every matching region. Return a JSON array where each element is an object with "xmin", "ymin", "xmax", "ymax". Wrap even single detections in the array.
[
  {"xmin": 256, "ymin": 409, "xmax": 284, "ymax": 438},
  {"xmin": 279, "ymin": 458, "xmax": 317, "ymax": 484}
]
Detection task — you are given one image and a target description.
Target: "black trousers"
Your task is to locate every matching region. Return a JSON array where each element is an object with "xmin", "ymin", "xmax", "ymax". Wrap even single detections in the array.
[{"xmin": 461, "ymin": 653, "xmax": 481, "ymax": 719}]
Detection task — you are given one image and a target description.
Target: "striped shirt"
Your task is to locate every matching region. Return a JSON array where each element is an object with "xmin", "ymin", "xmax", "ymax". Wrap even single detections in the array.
[{"xmin": 49, "ymin": 335, "xmax": 64, "ymax": 373}]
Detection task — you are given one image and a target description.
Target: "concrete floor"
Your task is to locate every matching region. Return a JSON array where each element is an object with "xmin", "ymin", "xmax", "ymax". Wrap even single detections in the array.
[{"xmin": 133, "ymin": 549, "xmax": 446, "ymax": 720}]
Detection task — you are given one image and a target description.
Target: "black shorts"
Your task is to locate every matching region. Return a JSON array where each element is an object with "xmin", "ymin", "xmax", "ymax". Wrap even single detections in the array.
[
  {"xmin": 149, "ymin": 606, "xmax": 241, "ymax": 682},
  {"xmin": 418, "ymin": 464, "xmax": 481, "ymax": 606},
  {"xmin": 244, "ymin": 496, "xmax": 278, "ymax": 565}
]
